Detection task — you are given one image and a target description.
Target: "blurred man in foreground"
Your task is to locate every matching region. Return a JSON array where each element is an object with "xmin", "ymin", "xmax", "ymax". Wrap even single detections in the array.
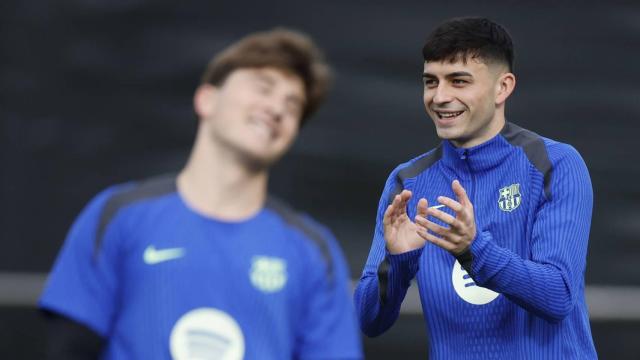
[{"xmin": 40, "ymin": 28, "xmax": 362, "ymax": 359}]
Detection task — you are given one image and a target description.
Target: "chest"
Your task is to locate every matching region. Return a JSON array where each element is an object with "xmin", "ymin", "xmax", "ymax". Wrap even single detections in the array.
[
  {"xmin": 107, "ymin": 215, "xmax": 307, "ymax": 358},
  {"xmin": 411, "ymin": 164, "xmax": 541, "ymax": 314},
  {"xmin": 123, "ymin": 217, "xmax": 307, "ymax": 300},
  {"xmin": 409, "ymin": 164, "xmax": 538, "ymax": 254}
]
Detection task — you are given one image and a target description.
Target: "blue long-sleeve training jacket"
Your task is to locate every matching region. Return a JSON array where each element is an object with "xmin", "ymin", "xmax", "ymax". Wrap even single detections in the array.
[{"xmin": 354, "ymin": 122, "xmax": 597, "ymax": 359}]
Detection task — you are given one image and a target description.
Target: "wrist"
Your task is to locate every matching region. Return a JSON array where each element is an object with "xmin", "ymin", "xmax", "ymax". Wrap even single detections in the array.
[{"xmin": 386, "ymin": 242, "xmax": 424, "ymax": 255}]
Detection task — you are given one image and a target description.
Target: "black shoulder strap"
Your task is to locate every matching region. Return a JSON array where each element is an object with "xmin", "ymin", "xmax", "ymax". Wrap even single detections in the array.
[
  {"xmin": 388, "ymin": 145, "xmax": 443, "ymax": 204},
  {"xmin": 265, "ymin": 196, "xmax": 335, "ymax": 284},
  {"xmin": 94, "ymin": 175, "xmax": 176, "ymax": 258},
  {"xmin": 501, "ymin": 122, "xmax": 553, "ymax": 199}
]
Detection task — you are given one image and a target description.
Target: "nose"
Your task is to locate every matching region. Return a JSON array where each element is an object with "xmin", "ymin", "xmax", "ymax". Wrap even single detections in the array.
[
  {"xmin": 431, "ymin": 84, "xmax": 453, "ymax": 105},
  {"xmin": 262, "ymin": 96, "xmax": 285, "ymax": 123}
]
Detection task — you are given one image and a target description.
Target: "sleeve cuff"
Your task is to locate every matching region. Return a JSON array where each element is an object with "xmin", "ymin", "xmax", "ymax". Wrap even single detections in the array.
[
  {"xmin": 469, "ymin": 231, "xmax": 491, "ymax": 278},
  {"xmin": 454, "ymin": 247, "xmax": 473, "ymax": 275},
  {"xmin": 386, "ymin": 247, "xmax": 423, "ymax": 268},
  {"xmin": 469, "ymin": 231, "xmax": 511, "ymax": 287},
  {"xmin": 377, "ymin": 247, "xmax": 423, "ymax": 305}
]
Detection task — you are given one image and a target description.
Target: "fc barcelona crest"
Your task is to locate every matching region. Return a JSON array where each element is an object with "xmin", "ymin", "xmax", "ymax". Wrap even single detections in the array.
[
  {"xmin": 250, "ymin": 256, "xmax": 288, "ymax": 293},
  {"xmin": 498, "ymin": 183, "xmax": 522, "ymax": 212}
]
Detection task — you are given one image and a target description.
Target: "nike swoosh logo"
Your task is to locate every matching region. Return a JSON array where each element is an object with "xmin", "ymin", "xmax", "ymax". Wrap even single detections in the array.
[{"xmin": 143, "ymin": 245, "xmax": 185, "ymax": 265}]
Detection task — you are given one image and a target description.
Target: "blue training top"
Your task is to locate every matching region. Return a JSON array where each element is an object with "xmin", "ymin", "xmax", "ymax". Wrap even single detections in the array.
[
  {"xmin": 354, "ymin": 122, "xmax": 597, "ymax": 359},
  {"xmin": 40, "ymin": 175, "xmax": 363, "ymax": 359}
]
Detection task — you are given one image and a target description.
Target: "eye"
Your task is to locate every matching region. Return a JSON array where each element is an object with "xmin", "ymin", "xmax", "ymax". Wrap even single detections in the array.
[
  {"xmin": 452, "ymin": 79, "xmax": 469, "ymax": 86},
  {"xmin": 285, "ymin": 102, "xmax": 303, "ymax": 118},
  {"xmin": 286, "ymin": 104, "xmax": 302, "ymax": 116},
  {"xmin": 254, "ymin": 80, "xmax": 272, "ymax": 94},
  {"xmin": 423, "ymin": 78, "xmax": 438, "ymax": 89}
]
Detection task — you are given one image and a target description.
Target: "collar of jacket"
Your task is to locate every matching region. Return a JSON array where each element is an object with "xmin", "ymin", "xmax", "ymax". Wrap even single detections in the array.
[{"xmin": 440, "ymin": 121, "xmax": 515, "ymax": 174}]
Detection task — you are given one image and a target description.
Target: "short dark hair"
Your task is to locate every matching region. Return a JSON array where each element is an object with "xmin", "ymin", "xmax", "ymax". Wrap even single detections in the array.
[
  {"xmin": 201, "ymin": 28, "xmax": 332, "ymax": 123},
  {"xmin": 422, "ymin": 17, "xmax": 514, "ymax": 72}
]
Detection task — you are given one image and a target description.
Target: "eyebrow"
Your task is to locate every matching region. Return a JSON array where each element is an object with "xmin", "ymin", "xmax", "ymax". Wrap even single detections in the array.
[
  {"xmin": 422, "ymin": 71, "xmax": 473, "ymax": 79},
  {"xmin": 286, "ymin": 95, "xmax": 304, "ymax": 109},
  {"xmin": 252, "ymin": 71, "xmax": 306, "ymax": 109},
  {"xmin": 254, "ymin": 72, "xmax": 276, "ymax": 84}
]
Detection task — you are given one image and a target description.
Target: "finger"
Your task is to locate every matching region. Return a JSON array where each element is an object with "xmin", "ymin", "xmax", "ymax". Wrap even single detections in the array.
[
  {"xmin": 416, "ymin": 198, "xmax": 429, "ymax": 217},
  {"xmin": 383, "ymin": 203, "xmax": 395, "ymax": 228},
  {"xmin": 397, "ymin": 190, "xmax": 412, "ymax": 215},
  {"xmin": 416, "ymin": 228, "xmax": 456, "ymax": 252},
  {"xmin": 400, "ymin": 189, "xmax": 413, "ymax": 201},
  {"xmin": 414, "ymin": 214, "xmax": 428, "ymax": 229},
  {"xmin": 426, "ymin": 206, "xmax": 457, "ymax": 226},
  {"xmin": 384, "ymin": 194, "xmax": 400, "ymax": 223},
  {"xmin": 437, "ymin": 196, "xmax": 463, "ymax": 213},
  {"xmin": 415, "ymin": 217, "xmax": 465, "ymax": 246},
  {"xmin": 415, "ymin": 216, "xmax": 449, "ymax": 237},
  {"xmin": 452, "ymin": 180, "xmax": 471, "ymax": 206}
]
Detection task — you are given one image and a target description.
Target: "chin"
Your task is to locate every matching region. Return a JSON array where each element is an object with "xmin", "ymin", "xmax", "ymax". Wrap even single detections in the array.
[
  {"xmin": 435, "ymin": 126, "xmax": 462, "ymax": 141},
  {"xmin": 241, "ymin": 155, "xmax": 272, "ymax": 172},
  {"xmin": 241, "ymin": 148, "xmax": 285, "ymax": 171}
]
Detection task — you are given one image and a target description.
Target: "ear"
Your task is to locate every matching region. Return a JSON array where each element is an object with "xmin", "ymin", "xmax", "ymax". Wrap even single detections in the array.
[
  {"xmin": 193, "ymin": 84, "xmax": 218, "ymax": 120},
  {"xmin": 495, "ymin": 72, "xmax": 516, "ymax": 106}
]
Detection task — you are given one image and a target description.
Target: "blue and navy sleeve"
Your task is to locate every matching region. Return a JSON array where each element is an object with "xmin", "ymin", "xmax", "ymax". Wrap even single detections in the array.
[
  {"xmin": 39, "ymin": 186, "xmax": 124, "ymax": 337},
  {"xmin": 295, "ymin": 220, "xmax": 363, "ymax": 359},
  {"xmin": 353, "ymin": 165, "xmax": 423, "ymax": 337},
  {"xmin": 468, "ymin": 144, "xmax": 593, "ymax": 322}
]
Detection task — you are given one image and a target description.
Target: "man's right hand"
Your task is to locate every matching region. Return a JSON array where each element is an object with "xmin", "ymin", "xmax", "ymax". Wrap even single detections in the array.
[{"xmin": 383, "ymin": 190, "xmax": 429, "ymax": 254}]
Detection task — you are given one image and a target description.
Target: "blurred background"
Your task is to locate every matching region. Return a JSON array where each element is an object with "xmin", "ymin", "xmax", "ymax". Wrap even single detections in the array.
[{"xmin": 2, "ymin": 0, "xmax": 639, "ymax": 358}]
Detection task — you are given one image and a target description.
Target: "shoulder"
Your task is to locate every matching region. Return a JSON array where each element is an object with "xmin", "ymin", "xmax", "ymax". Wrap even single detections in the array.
[
  {"xmin": 375, "ymin": 145, "xmax": 444, "ymax": 205},
  {"xmin": 501, "ymin": 122, "xmax": 552, "ymax": 176},
  {"xmin": 502, "ymin": 122, "xmax": 589, "ymax": 198},
  {"xmin": 96, "ymin": 175, "xmax": 177, "ymax": 233},
  {"xmin": 80, "ymin": 175, "xmax": 177, "ymax": 256},
  {"xmin": 501, "ymin": 122, "xmax": 584, "ymax": 168},
  {"xmin": 542, "ymin": 138, "xmax": 591, "ymax": 195},
  {"xmin": 381, "ymin": 145, "xmax": 443, "ymax": 196},
  {"xmin": 265, "ymin": 196, "xmax": 335, "ymax": 249},
  {"xmin": 542, "ymin": 138, "xmax": 586, "ymax": 166},
  {"xmin": 265, "ymin": 196, "xmax": 340, "ymax": 276},
  {"xmin": 99, "ymin": 174, "xmax": 177, "ymax": 214},
  {"xmin": 393, "ymin": 145, "xmax": 443, "ymax": 182}
]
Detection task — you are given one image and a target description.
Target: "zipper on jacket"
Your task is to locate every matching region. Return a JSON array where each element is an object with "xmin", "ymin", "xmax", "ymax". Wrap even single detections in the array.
[{"xmin": 461, "ymin": 150, "xmax": 476, "ymax": 209}]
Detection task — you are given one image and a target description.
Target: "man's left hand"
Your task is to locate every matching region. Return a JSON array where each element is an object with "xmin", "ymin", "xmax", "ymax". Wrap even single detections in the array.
[{"xmin": 414, "ymin": 179, "xmax": 477, "ymax": 255}]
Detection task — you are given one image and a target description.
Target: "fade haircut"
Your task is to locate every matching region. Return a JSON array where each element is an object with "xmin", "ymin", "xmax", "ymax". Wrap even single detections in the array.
[
  {"xmin": 201, "ymin": 28, "xmax": 332, "ymax": 123},
  {"xmin": 422, "ymin": 17, "xmax": 514, "ymax": 72}
]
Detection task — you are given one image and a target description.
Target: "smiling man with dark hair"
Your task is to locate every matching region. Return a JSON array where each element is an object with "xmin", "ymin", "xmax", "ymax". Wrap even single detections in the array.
[{"xmin": 355, "ymin": 17, "xmax": 597, "ymax": 359}]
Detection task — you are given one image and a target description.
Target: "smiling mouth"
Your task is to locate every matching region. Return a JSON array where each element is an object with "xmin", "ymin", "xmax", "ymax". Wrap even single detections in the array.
[
  {"xmin": 435, "ymin": 110, "xmax": 464, "ymax": 120},
  {"xmin": 248, "ymin": 115, "xmax": 278, "ymax": 139}
]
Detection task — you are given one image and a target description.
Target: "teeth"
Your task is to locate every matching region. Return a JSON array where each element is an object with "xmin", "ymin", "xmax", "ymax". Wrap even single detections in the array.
[
  {"xmin": 249, "ymin": 117, "xmax": 275, "ymax": 138},
  {"xmin": 437, "ymin": 111, "xmax": 463, "ymax": 119}
]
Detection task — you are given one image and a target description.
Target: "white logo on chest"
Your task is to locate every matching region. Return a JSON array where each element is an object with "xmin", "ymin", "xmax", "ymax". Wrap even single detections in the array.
[
  {"xmin": 498, "ymin": 183, "xmax": 522, "ymax": 212},
  {"xmin": 451, "ymin": 260, "xmax": 499, "ymax": 305},
  {"xmin": 170, "ymin": 307, "xmax": 244, "ymax": 360},
  {"xmin": 249, "ymin": 256, "xmax": 287, "ymax": 293},
  {"xmin": 143, "ymin": 245, "xmax": 185, "ymax": 265}
]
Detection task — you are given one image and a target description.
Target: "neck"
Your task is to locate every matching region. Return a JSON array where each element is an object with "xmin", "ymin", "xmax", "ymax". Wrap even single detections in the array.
[
  {"xmin": 452, "ymin": 111, "xmax": 506, "ymax": 149},
  {"xmin": 177, "ymin": 128, "xmax": 268, "ymax": 221}
]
